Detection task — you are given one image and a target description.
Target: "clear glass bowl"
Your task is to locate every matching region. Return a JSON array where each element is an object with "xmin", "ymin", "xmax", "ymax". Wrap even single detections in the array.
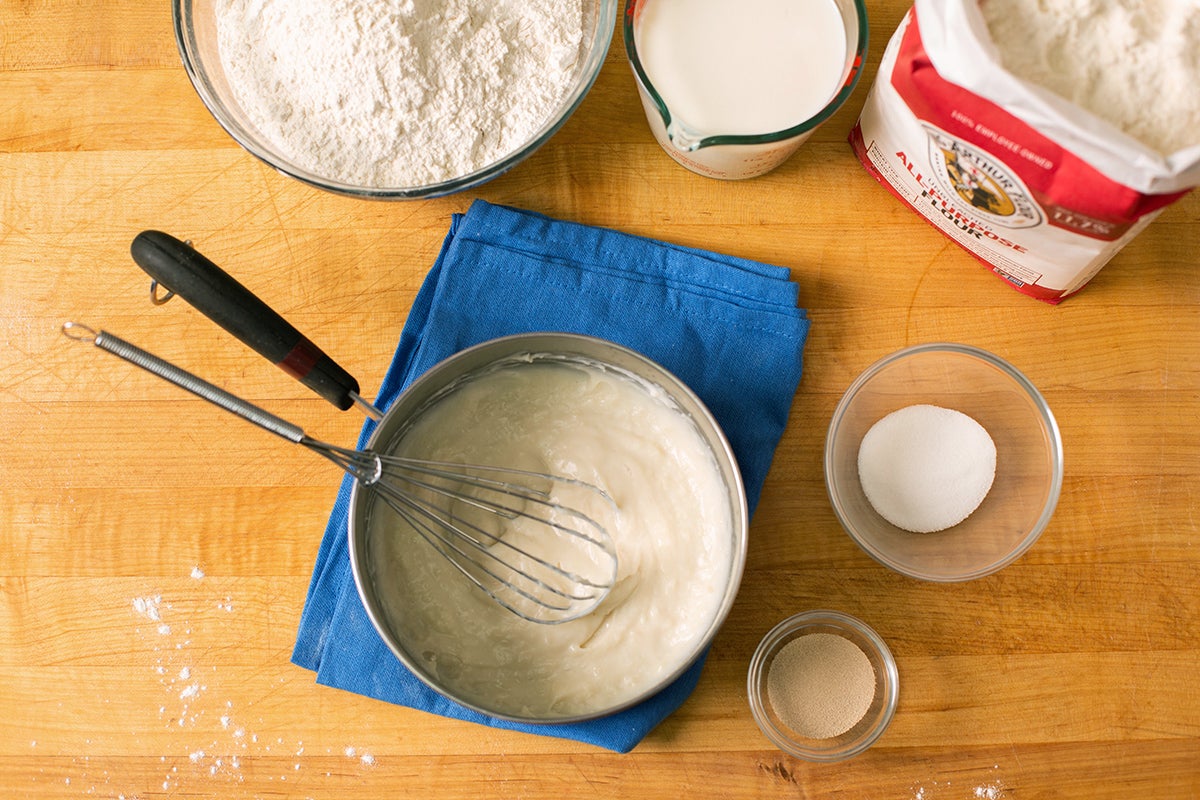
[
  {"xmin": 825, "ymin": 343, "xmax": 1064, "ymax": 581},
  {"xmin": 748, "ymin": 610, "xmax": 898, "ymax": 762},
  {"xmin": 173, "ymin": 0, "xmax": 617, "ymax": 199}
]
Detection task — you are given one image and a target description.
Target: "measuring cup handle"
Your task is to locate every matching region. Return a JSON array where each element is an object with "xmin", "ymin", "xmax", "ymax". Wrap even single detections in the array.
[{"xmin": 130, "ymin": 230, "xmax": 361, "ymax": 411}]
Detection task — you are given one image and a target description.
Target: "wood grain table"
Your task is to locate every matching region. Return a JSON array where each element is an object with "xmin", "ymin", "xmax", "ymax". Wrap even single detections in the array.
[{"xmin": 3, "ymin": 2, "xmax": 1199, "ymax": 797}]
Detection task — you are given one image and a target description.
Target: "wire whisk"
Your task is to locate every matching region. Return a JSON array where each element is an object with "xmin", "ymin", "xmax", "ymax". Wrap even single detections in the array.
[{"xmin": 63, "ymin": 323, "xmax": 619, "ymax": 624}]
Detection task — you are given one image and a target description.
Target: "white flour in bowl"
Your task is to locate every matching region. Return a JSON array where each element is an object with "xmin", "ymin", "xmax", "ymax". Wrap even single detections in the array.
[{"xmin": 214, "ymin": 0, "xmax": 584, "ymax": 187}]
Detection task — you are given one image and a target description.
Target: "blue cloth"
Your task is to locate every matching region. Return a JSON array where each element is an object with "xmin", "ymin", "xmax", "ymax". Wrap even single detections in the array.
[{"xmin": 291, "ymin": 200, "xmax": 809, "ymax": 752}]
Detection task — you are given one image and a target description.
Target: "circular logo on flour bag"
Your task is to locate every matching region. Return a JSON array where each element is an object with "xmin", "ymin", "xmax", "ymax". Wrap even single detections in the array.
[{"xmin": 924, "ymin": 125, "xmax": 1042, "ymax": 229}]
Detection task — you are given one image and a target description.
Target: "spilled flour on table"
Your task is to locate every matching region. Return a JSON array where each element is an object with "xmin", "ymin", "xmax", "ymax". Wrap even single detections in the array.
[
  {"xmin": 34, "ymin": 567, "xmax": 382, "ymax": 796},
  {"xmin": 974, "ymin": 783, "xmax": 1006, "ymax": 799},
  {"xmin": 131, "ymin": 594, "xmax": 162, "ymax": 621},
  {"xmin": 911, "ymin": 766, "xmax": 1008, "ymax": 799}
]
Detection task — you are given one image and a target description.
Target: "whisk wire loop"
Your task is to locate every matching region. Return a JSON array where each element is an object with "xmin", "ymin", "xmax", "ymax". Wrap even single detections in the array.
[
  {"xmin": 300, "ymin": 439, "xmax": 619, "ymax": 621},
  {"xmin": 377, "ymin": 475, "xmax": 612, "ymax": 594},
  {"xmin": 376, "ymin": 493, "xmax": 591, "ymax": 617},
  {"xmin": 302, "ymin": 438, "xmax": 384, "ymax": 485}
]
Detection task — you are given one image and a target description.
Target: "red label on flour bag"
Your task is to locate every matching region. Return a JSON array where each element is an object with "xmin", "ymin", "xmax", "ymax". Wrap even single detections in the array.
[{"xmin": 850, "ymin": 0, "xmax": 1200, "ymax": 303}]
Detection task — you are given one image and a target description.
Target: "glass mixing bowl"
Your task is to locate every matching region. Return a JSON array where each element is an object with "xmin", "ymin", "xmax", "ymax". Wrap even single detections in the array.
[
  {"xmin": 825, "ymin": 343, "xmax": 1063, "ymax": 581},
  {"xmin": 173, "ymin": 0, "xmax": 617, "ymax": 199}
]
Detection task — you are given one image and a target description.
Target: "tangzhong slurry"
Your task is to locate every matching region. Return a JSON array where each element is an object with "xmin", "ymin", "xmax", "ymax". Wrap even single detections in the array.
[{"xmin": 850, "ymin": 0, "xmax": 1200, "ymax": 303}]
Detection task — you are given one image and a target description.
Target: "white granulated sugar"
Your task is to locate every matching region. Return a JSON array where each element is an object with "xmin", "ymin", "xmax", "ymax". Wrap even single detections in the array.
[
  {"xmin": 981, "ymin": 0, "xmax": 1200, "ymax": 155},
  {"xmin": 215, "ymin": 0, "xmax": 585, "ymax": 187},
  {"xmin": 191, "ymin": 566, "xmax": 205, "ymax": 579},
  {"xmin": 858, "ymin": 404, "xmax": 997, "ymax": 533}
]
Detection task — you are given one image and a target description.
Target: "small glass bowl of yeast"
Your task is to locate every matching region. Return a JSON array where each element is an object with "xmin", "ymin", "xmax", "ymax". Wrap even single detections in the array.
[{"xmin": 748, "ymin": 610, "xmax": 898, "ymax": 762}]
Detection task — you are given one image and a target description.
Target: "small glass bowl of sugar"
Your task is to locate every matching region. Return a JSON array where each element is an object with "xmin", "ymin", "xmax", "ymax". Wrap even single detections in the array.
[
  {"xmin": 748, "ymin": 610, "xmax": 899, "ymax": 762},
  {"xmin": 825, "ymin": 342, "xmax": 1064, "ymax": 581}
]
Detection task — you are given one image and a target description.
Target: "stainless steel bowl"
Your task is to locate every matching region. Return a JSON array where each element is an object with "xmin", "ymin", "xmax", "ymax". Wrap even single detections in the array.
[
  {"xmin": 173, "ymin": 0, "xmax": 617, "ymax": 199},
  {"xmin": 348, "ymin": 333, "xmax": 748, "ymax": 722}
]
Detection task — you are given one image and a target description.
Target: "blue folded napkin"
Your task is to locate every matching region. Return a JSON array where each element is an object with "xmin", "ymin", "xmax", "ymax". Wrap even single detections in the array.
[{"xmin": 291, "ymin": 200, "xmax": 809, "ymax": 753}]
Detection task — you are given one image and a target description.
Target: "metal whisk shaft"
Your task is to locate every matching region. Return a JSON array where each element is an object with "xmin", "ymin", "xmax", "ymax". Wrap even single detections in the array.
[{"xmin": 65, "ymin": 323, "xmax": 619, "ymax": 624}]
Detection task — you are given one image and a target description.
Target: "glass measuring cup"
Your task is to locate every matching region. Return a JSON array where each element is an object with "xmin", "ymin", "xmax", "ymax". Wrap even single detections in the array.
[{"xmin": 623, "ymin": 0, "xmax": 869, "ymax": 180}]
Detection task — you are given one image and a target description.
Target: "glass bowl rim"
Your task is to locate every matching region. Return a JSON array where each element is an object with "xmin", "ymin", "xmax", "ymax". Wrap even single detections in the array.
[{"xmin": 823, "ymin": 342, "xmax": 1065, "ymax": 582}]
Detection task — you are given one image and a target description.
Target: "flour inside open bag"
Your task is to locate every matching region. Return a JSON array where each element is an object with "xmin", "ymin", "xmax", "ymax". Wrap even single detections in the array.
[
  {"xmin": 291, "ymin": 200, "xmax": 809, "ymax": 752},
  {"xmin": 851, "ymin": 0, "xmax": 1200, "ymax": 303}
]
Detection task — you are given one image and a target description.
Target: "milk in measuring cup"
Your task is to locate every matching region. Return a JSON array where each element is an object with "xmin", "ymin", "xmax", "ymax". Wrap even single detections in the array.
[{"xmin": 631, "ymin": 0, "xmax": 852, "ymax": 178}]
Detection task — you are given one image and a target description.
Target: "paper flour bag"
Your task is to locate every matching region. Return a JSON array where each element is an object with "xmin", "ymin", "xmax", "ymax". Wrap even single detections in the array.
[{"xmin": 850, "ymin": 0, "xmax": 1200, "ymax": 303}]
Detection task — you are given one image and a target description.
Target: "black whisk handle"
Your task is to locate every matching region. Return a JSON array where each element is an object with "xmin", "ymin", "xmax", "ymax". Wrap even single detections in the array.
[{"xmin": 130, "ymin": 230, "xmax": 361, "ymax": 412}]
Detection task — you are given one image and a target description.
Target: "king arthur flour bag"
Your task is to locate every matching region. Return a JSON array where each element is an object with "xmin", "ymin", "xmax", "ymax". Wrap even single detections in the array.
[{"xmin": 850, "ymin": 0, "xmax": 1200, "ymax": 303}]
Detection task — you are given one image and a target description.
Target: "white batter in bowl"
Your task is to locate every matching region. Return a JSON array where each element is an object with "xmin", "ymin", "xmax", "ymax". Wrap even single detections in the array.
[{"xmin": 348, "ymin": 335, "xmax": 747, "ymax": 722}]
